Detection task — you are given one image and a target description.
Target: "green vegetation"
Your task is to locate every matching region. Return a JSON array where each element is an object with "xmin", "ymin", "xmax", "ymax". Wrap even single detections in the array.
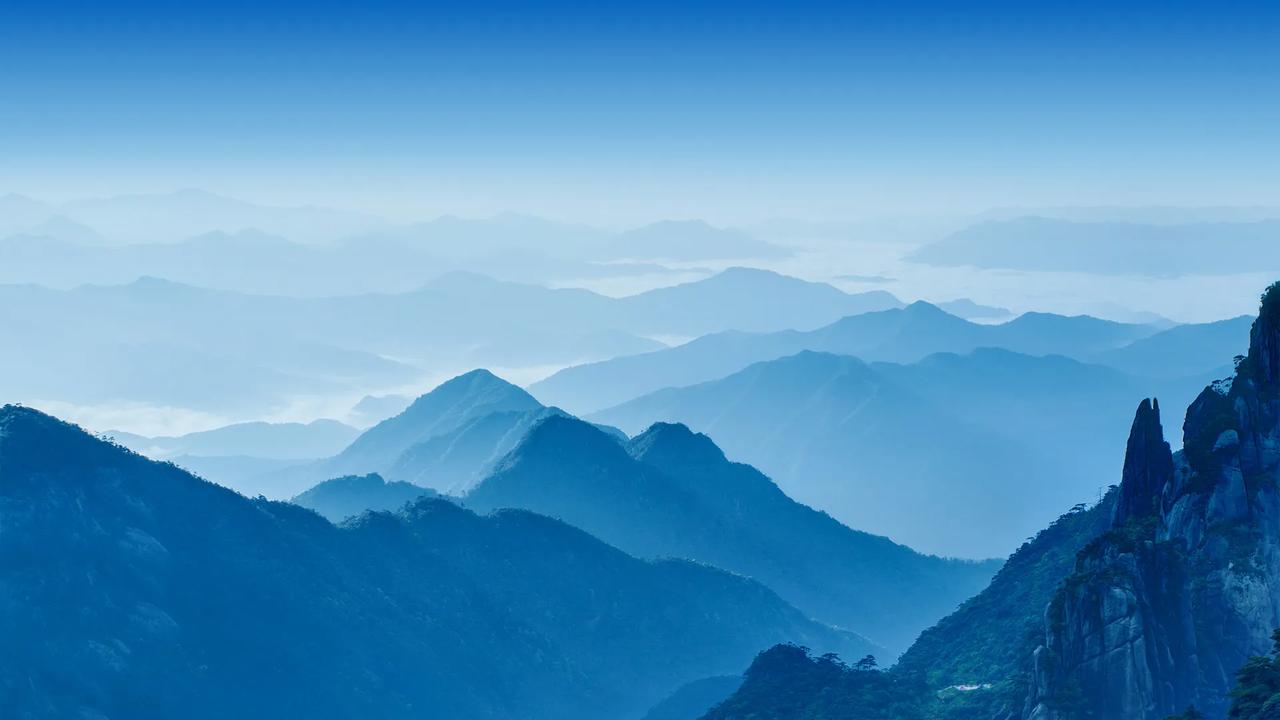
[
  {"xmin": 1, "ymin": 405, "xmax": 856, "ymax": 720},
  {"xmin": 709, "ymin": 492, "xmax": 1118, "ymax": 719},
  {"xmin": 702, "ymin": 645, "xmax": 928, "ymax": 720},
  {"xmin": 468, "ymin": 416, "xmax": 996, "ymax": 655},
  {"xmin": 1225, "ymin": 630, "xmax": 1280, "ymax": 720},
  {"xmin": 895, "ymin": 491, "xmax": 1116, "ymax": 712},
  {"xmin": 291, "ymin": 472, "xmax": 434, "ymax": 522}
]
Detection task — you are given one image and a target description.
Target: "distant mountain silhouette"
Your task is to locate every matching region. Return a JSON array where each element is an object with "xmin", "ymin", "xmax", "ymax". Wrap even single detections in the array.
[
  {"xmin": 617, "ymin": 267, "xmax": 901, "ymax": 335},
  {"xmin": 604, "ymin": 220, "xmax": 789, "ymax": 261},
  {"xmin": 0, "ymin": 404, "xmax": 864, "ymax": 720},
  {"xmin": 349, "ymin": 393, "xmax": 414, "ymax": 427},
  {"xmin": 892, "ymin": 490, "xmax": 1118, "ymax": 717},
  {"xmin": 531, "ymin": 302, "xmax": 1172, "ymax": 414},
  {"xmin": 55, "ymin": 188, "xmax": 384, "ymax": 244},
  {"xmin": 0, "ymin": 279, "xmax": 420, "ymax": 415},
  {"xmin": 1, "ymin": 203, "xmax": 801, "ymax": 294},
  {"xmin": 466, "ymin": 415, "xmax": 997, "ymax": 652},
  {"xmin": 589, "ymin": 349, "xmax": 1200, "ymax": 557},
  {"xmin": 109, "ymin": 419, "xmax": 359, "ymax": 461},
  {"xmin": 935, "ymin": 298, "xmax": 1012, "ymax": 320},
  {"xmin": 0, "ymin": 268, "xmax": 903, "ymax": 417},
  {"xmin": 639, "ymin": 675, "xmax": 743, "ymax": 720},
  {"xmin": 909, "ymin": 215, "xmax": 1280, "ymax": 275},
  {"xmin": 291, "ymin": 473, "xmax": 435, "ymax": 522},
  {"xmin": 1093, "ymin": 314, "xmax": 1251, "ymax": 378}
]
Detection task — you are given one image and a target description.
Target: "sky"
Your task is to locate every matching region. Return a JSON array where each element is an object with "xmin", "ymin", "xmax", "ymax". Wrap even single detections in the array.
[{"xmin": 3, "ymin": 0, "xmax": 1278, "ymax": 224}]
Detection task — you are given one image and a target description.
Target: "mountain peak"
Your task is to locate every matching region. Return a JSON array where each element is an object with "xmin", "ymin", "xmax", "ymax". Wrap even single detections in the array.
[
  {"xmin": 503, "ymin": 414, "xmax": 624, "ymax": 466},
  {"xmin": 1116, "ymin": 397, "xmax": 1172, "ymax": 520},
  {"xmin": 403, "ymin": 368, "xmax": 538, "ymax": 413},
  {"xmin": 1246, "ymin": 281, "xmax": 1280, "ymax": 386},
  {"xmin": 325, "ymin": 368, "xmax": 542, "ymax": 476},
  {"xmin": 901, "ymin": 300, "xmax": 954, "ymax": 319},
  {"xmin": 467, "ymin": 414, "xmax": 634, "ymax": 506},
  {"xmin": 627, "ymin": 422, "xmax": 726, "ymax": 468},
  {"xmin": 1112, "ymin": 397, "xmax": 1174, "ymax": 526}
]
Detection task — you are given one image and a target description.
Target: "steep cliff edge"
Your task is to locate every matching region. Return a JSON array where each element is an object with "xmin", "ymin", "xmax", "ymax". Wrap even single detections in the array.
[{"xmin": 1026, "ymin": 282, "xmax": 1280, "ymax": 720}]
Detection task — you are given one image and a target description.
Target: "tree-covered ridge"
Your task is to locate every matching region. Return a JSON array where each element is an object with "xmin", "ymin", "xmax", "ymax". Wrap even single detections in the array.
[
  {"xmin": 290, "ymin": 472, "xmax": 433, "ymax": 522},
  {"xmin": 0, "ymin": 404, "xmax": 860, "ymax": 720},
  {"xmin": 895, "ymin": 490, "xmax": 1118, "ymax": 717},
  {"xmin": 699, "ymin": 492, "xmax": 1117, "ymax": 719},
  {"xmin": 702, "ymin": 644, "xmax": 928, "ymax": 720},
  {"xmin": 467, "ymin": 415, "xmax": 997, "ymax": 654}
]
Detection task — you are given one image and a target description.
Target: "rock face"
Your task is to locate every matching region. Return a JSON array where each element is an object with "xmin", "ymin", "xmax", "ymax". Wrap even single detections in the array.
[
  {"xmin": 1025, "ymin": 282, "xmax": 1280, "ymax": 720},
  {"xmin": 1112, "ymin": 398, "xmax": 1175, "ymax": 526}
]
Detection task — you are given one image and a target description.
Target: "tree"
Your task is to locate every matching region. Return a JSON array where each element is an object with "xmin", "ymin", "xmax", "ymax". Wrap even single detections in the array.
[{"xmin": 1228, "ymin": 629, "xmax": 1280, "ymax": 720}]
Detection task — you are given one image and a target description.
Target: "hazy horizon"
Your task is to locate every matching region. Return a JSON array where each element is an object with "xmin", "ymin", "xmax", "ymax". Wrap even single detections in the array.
[{"xmin": 6, "ymin": 0, "xmax": 1279, "ymax": 224}]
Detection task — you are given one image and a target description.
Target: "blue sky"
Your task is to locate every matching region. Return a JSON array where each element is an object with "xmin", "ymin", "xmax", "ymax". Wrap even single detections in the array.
[{"xmin": 3, "ymin": 0, "xmax": 1278, "ymax": 223}]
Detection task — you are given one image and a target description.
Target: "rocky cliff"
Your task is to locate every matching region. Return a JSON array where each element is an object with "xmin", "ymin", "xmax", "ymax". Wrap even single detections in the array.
[{"xmin": 1025, "ymin": 282, "xmax": 1280, "ymax": 720}]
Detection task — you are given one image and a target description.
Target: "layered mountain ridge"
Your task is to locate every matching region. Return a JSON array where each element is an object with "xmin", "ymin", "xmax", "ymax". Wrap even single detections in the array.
[
  {"xmin": 465, "ymin": 413, "xmax": 997, "ymax": 654},
  {"xmin": 0, "ymin": 404, "xmax": 863, "ymax": 719},
  {"xmin": 693, "ymin": 281, "xmax": 1280, "ymax": 720}
]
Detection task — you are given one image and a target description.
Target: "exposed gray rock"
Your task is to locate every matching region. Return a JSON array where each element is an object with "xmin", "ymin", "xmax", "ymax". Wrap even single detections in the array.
[
  {"xmin": 1025, "ymin": 282, "xmax": 1280, "ymax": 720},
  {"xmin": 1112, "ymin": 398, "xmax": 1175, "ymax": 526}
]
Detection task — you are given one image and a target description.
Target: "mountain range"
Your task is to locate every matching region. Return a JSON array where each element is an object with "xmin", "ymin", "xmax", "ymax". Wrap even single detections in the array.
[
  {"xmin": 587, "ymin": 348, "xmax": 1208, "ymax": 556},
  {"xmin": 908, "ymin": 215, "xmax": 1280, "ymax": 276},
  {"xmin": 0, "ymin": 404, "xmax": 865, "ymax": 720},
  {"xmin": 0, "ymin": 191, "xmax": 796, "ymax": 293},
  {"xmin": 464, "ymin": 416, "xmax": 997, "ymax": 653},
  {"xmin": 108, "ymin": 419, "xmax": 359, "ymax": 461},
  {"xmin": 2, "ymin": 268, "xmax": 900, "ymax": 418},
  {"xmin": 532, "ymin": 300, "xmax": 1227, "ymax": 415},
  {"xmin": 695, "ymin": 280, "xmax": 1280, "ymax": 720}
]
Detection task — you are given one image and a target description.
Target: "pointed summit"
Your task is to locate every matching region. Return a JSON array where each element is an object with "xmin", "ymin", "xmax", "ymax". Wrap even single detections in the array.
[
  {"xmin": 1112, "ymin": 398, "xmax": 1174, "ymax": 526},
  {"xmin": 627, "ymin": 422, "xmax": 726, "ymax": 469},
  {"xmin": 490, "ymin": 414, "xmax": 626, "ymax": 472},
  {"xmin": 326, "ymin": 369, "xmax": 542, "ymax": 475}
]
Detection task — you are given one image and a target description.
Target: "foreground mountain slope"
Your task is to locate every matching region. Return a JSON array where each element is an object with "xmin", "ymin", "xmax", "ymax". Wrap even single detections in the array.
[
  {"xmin": 466, "ymin": 415, "xmax": 997, "ymax": 652},
  {"xmin": 1026, "ymin": 282, "xmax": 1280, "ymax": 720},
  {"xmin": 0, "ymin": 405, "xmax": 862, "ymax": 720},
  {"xmin": 697, "ymin": 492, "xmax": 1120, "ymax": 720},
  {"xmin": 893, "ymin": 490, "xmax": 1119, "ymax": 718}
]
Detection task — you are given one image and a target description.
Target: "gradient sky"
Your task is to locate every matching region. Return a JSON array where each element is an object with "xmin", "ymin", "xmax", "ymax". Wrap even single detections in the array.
[{"xmin": 3, "ymin": 0, "xmax": 1278, "ymax": 224}]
